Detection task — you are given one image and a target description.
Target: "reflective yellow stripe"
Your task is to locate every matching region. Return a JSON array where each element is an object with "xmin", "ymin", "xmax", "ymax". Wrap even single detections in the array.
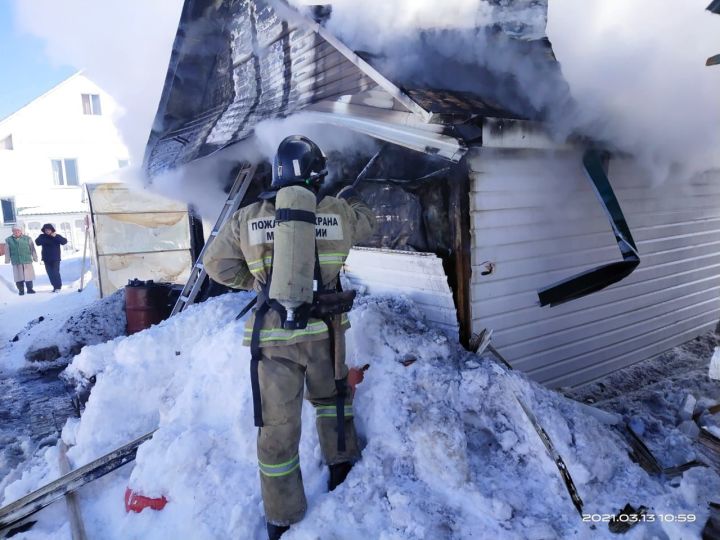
[
  {"xmin": 247, "ymin": 257, "xmax": 273, "ymax": 274},
  {"xmin": 315, "ymin": 405, "xmax": 353, "ymax": 418},
  {"xmin": 318, "ymin": 252, "xmax": 348, "ymax": 265},
  {"xmin": 258, "ymin": 454, "xmax": 300, "ymax": 477},
  {"xmin": 244, "ymin": 316, "xmax": 349, "ymax": 343}
]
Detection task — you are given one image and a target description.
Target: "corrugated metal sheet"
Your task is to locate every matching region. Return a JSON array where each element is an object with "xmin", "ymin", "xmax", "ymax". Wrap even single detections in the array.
[
  {"xmin": 343, "ymin": 247, "xmax": 459, "ymax": 339},
  {"xmin": 469, "ymin": 149, "xmax": 720, "ymax": 387}
]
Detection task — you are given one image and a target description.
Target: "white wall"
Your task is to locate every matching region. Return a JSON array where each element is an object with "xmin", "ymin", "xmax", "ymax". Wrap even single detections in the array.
[
  {"xmin": 20, "ymin": 213, "xmax": 88, "ymax": 254},
  {"xmin": 0, "ymin": 73, "xmax": 129, "ymax": 240},
  {"xmin": 469, "ymin": 148, "xmax": 720, "ymax": 387}
]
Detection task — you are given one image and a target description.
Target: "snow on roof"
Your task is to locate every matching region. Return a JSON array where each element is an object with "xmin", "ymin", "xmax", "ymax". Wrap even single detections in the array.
[{"xmin": 18, "ymin": 205, "xmax": 87, "ymax": 217}]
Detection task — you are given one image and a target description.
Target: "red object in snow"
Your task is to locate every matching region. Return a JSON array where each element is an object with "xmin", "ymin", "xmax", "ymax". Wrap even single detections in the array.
[
  {"xmin": 347, "ymin": 364, "xmax": 370, "ymax": 396},
  {"xmin": 124, "ymin": 487, "xmax": 168, "ymax": 513}
]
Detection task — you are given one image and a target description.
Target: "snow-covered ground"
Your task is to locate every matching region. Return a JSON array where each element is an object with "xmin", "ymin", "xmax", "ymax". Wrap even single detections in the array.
[
  {"xmin": 0, "ymin": 255, "xmax": 129, "ymax": 502},
  {"xmin": 1, "ymin": 291, "xmax": 718, "ymax": 539},
  {"xmin": 0, "ymin": 253, "xmax": 94, "ymax": 351}
]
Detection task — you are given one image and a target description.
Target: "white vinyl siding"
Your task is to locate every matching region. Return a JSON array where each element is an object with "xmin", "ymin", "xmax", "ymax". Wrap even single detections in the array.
[
  {"xmin": 469, "ymin": 148, "xmax": 720, "ymax": 388},
  {"xmin": 343, "ymin": 248, "xmax": 459, "ymax": 339}
]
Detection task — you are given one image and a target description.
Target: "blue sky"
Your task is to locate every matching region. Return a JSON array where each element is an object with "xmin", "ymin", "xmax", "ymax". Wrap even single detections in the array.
[{"xmin": 0, "ymin": 2, "xmax": 75, "ymax": 121}]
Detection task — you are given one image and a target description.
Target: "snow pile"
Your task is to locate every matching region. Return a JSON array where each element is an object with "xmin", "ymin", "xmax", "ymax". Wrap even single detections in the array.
[
  {"xmin": 710, "ymin": 347, "xmax": 720, "ymax": 381},
  {"xmin": 568, "ymin": 334, "xmax": 720, "ymax": 469},
  {"xmin": 1, "ymin": 288, "xmax": 124, "ymax": 372},
  {"xmin": 3, "ymin": 293, "xmax": 719, "ymax": 539}
]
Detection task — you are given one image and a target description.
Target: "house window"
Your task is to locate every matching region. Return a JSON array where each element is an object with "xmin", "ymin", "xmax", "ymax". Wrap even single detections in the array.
[
  {"xmin": 1, "ymin": 198, "xmax": 16, "ymax": 224},
  {"xmin": 52, "ymin": 159, "xmax": 79, "ymax": 186},
  {"xmin": 118, "ymin": 159, "xmax": 130, "ymax": 168},
  {"xmin": 27, "ymin": 221, "xmax": 42, "ymax": 231},
  {"xmin": 81, "ymin": 94, "xmax": 102, "ymax": 115},
  {"xmin": 1, "ymin": 134, "xmax": 12, "ymax": 150}
]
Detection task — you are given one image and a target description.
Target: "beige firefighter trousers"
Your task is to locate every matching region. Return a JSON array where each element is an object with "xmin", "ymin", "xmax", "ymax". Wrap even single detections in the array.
[{"xmin": 257, "ymin": 337, "xmax": 359, "ymax": 526}]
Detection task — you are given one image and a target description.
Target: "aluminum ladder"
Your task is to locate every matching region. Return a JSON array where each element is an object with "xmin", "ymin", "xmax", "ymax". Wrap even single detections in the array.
[{"xmin": 170, "ymin": 163, "xmax": 257, "ymax": 316}]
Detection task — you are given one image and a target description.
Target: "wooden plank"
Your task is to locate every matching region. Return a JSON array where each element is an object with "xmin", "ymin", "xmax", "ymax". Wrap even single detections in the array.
[
  {"xmin": 58, "ymin": 441, "xmax": 88, "ymax": 540},
  {"xmin": 0, "ymin": 431, "xmax": 154, "ymax": 532},
  {"xmin": 448, "ymin": 163, "xmax": 473, "ymax": 347}
]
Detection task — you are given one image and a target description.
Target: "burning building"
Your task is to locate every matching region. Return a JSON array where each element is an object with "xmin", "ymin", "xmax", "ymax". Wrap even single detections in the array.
[{"xmin": 143, "ymin": 0, "xmax": 720, "ymax": 388}]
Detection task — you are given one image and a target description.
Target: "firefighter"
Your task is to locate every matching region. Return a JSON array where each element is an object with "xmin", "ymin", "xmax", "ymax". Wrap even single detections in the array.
[{"xmin": 203, "ymin": 136, "xmax": 375, "ymax": 539}]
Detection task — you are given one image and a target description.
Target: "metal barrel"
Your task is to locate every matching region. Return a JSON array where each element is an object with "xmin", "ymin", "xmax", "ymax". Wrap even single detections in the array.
[{"xmin": 124, "ymin": 279, "xmax": 173, "ymax": 335}]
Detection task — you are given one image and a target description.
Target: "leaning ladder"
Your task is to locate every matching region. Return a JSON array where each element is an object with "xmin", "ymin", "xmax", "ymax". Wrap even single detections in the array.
[{"xmin": 170, "ymin": 163, "xmax": 258, "ymax": 316}]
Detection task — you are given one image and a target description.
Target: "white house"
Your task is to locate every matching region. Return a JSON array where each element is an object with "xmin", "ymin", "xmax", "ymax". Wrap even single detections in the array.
[{"xmin": 0, "ymin": 72, "xmax": 130, "ymax": 251}]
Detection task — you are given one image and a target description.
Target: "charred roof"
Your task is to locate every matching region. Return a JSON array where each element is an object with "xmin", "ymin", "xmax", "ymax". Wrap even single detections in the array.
[{"xmin": 144, "ymin": 0, "xmax": 569, "ymax": 178}]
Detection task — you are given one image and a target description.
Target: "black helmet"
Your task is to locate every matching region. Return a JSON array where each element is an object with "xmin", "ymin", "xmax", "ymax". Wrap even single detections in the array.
[{"xmin": 272, "ymin": 135, "xmax": 328, "ymax": 189}]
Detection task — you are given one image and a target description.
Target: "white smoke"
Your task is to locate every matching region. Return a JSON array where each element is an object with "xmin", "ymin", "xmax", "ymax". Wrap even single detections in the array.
[
  {"xmin": 547, "ymin": 0, "xmax": 720, "ymax": 179},
  {"xmin": 13, "ymin": 0, "xmax": 185, "ymax": 169},
  {"xmin": 15, "ymin": 0, "xmax": 720, "ymax": 186},
  {"xmin": 11, "ymin": 0, "xmax": 376, "ymax": 212},
  {"xmin": 291, "ymin": 0, "xmax": 720, "ymax": 179}
]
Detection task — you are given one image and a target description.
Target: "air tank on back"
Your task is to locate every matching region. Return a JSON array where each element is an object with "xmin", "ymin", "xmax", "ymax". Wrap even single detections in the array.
[{"xmin": 269, "ymin": 185, "xmax": 317, "ymax": 328}]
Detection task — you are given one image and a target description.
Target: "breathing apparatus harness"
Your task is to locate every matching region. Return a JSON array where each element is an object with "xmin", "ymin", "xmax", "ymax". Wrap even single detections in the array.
[{"xmin": 245, "ymin": 135, "xmax": 355, "ymax": 452}]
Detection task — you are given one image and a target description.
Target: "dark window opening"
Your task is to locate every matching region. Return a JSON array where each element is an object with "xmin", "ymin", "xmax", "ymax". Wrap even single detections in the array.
[{"xmin": 1, "ymin": 198, "xmax": 16, "ymax": 224}]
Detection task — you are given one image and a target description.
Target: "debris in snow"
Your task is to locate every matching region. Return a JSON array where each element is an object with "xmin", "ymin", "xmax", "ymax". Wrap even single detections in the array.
[
  {"xmin": 608, "ymin": 503, "xmax": 648, "ymax": 534},
  {"xmin": 710, "ymin": 346, "xmax": 720, "ymax": 381},
  {"xmin": 679, "ymin": 394, "xmax": 698, "ymax": 422},
  {"xmin": 24, "ymin": 346, "xmax": 61, "ymax": 363},
  {"xmin": 678, "ymin": 420, "xmax": 700, "ymax": 440},
  {"xmin": 2, "ymin": 288, "xmax": 126, "ymax": 372},
  {"xmin": 2, "ymin": 292, "xmax": 719, "ymax": 539}
]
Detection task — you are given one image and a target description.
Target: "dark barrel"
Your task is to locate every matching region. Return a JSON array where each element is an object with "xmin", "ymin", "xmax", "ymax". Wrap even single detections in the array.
[{"xmin": 124, "ymin": 279, "xmax": 174, "ymax": 335}]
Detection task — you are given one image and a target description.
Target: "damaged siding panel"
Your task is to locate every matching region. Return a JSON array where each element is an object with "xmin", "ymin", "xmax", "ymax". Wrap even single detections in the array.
[
  {"xmin": 343, "ymin": 248, "xmax": 460, "ymax": 338},
  {"xmin": 469, "ymin": 149, "xmax": 720, "ymax": 387}
]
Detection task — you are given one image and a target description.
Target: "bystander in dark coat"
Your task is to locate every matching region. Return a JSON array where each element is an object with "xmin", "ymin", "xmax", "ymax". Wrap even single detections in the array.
[{"xmin": 35, "ymin": 224, "xmax": 67, "ymax": 292}]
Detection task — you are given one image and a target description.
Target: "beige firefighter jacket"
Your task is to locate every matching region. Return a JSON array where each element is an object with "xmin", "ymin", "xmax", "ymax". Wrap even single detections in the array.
[{"xmin": 203, "ymin": 192, "xmax": 375, "ymax": 347}]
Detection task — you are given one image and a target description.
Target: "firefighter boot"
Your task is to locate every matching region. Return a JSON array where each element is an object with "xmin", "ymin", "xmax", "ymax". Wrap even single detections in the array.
[
  {"xmin": 328, "ymin": 461, "xmax": 353, "ymax": 491},
  {"xmin": 267, "ymin": 522, "xmax": 290, "ymax": 540}
]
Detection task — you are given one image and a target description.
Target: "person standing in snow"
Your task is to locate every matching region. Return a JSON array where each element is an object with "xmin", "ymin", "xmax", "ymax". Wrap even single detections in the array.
[
  {"xmin": 203, "ymin": 136, "xmax": 375, "ymax": 540},
  {"xmin": 4, "ymin": 226, "xmax": 38, "ymax": 295},
  {"xmin": 35, "ymin": 223, "xmax": 68, "ymax": 292}
]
